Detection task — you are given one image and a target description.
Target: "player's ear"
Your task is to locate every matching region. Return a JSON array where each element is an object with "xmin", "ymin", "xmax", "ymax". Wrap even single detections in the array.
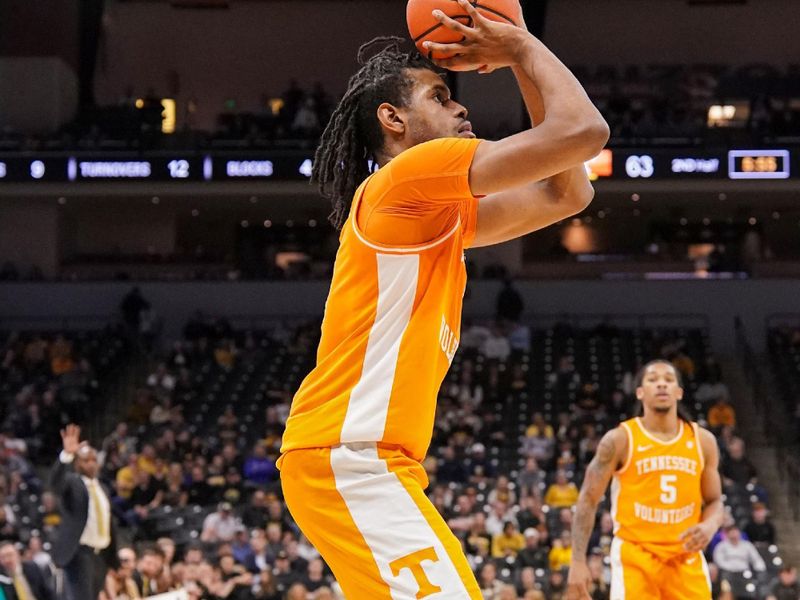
[
  {"xmin": 676, "ymin": 387, "xmax": 685, "ymax": 401},
  {"xmin": 376, "ymin": 102, "xmax": 406, "ymax": 136},
  {"xmin": 635, "ymin": 387, "xmax": 644, "ymax": 401}
]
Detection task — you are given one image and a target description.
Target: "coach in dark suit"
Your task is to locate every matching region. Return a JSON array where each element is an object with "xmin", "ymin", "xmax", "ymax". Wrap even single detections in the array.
[
  {"xmin": 0, "ymin": 541, "xmax": 54, "ymax": 600},
  {"xmin": 49, "ymin": 424, "xmax": 118, "ymax": 600}
]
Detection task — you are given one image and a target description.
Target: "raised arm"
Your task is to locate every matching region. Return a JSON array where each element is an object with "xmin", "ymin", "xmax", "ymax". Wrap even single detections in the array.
[
  {"xmin": 510, "ymin": 52, "xmax": 596, "ymax": 205},
  {"xmin": 567, "ymin": 428, "xmax": 627, "ymax": 600},
  {"xmin": 50, "ymin": 424, "xmax": 82, "ymax": 494},
  {"xmin": 679, "ymin": 428, "xmax": 724, "ymax": 552},
  {"xmin": 425, "ymin": 0, "xmax": 608, "ymax": 197},
  {"xmin": 424, "ymin": 1, "xmax": 608, "ymax": 247},
  {"xmin": 471, "ymin": 30, "xmax": 598, "ymax": 247}
]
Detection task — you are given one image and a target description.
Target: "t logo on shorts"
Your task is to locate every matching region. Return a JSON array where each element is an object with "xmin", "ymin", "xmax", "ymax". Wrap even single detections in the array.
[{"xmin": 389, "ymin": 546, "xmax": 442, "ymax": 598}]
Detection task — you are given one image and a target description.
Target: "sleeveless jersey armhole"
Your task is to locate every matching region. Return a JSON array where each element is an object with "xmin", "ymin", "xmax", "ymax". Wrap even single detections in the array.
[
  {"xmin": 614, "ymin": 423, "xmax": 634, "ymax": 475},
  {"xmin": 692, "ymin": 422, "xmax": 706, "ymax": 471}
]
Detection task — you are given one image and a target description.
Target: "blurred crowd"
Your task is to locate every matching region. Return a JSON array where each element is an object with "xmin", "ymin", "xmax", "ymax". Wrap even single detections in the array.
[
  {"xmin": 0, "ymin": 327, "xmax": 128, "ymax": 463},
  {"xmin": 1, "ymin": 64, "xmax": 798, "ymax": 153},
  {"xmin": 0, "ymin": 311, "xmax": 797, "ymax": 599},
  {"xmin": 572, "ymin": 63, "xmax": 800, "ymax": 144},
  {"xmin": 0, "ymin": 80, "xmax": 334, "ymax": 153}
]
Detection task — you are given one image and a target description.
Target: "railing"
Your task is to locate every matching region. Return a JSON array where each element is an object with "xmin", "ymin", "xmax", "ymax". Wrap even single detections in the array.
[
  {"xmin": 219, "ymin": 312, "xmax": 711, "ymax": 332},
  {"xmin": 520, "ymin": 312, "xmax": 711, "ymax": 332},
  {"xmin": 0, "ymin": 314, "xmax": 116, "ymax": 331},
  {"xmin": 734, "ymin": 316, "xmax": 788, "ymax": 480},
  {"xmin": 765, "ymin": 313, "xmax": 800, "ymax": 330},
  {"xmin": 223, "ymin": 314, "xmax": 320, "ymax": 332},
  {"xmin": 788, "ymin": 455, "xmax": 800, "ymax": 522},
  {"xmin": 734, "ymin": 316, "xmax": 764, "ymax": 413},
  {"xmin": 734, "ymin": 315, "xmax": 789, "ymax": 471},
  {"xmin": 756, "ymin": 314, "xmax": 800, "ymax": 520}
]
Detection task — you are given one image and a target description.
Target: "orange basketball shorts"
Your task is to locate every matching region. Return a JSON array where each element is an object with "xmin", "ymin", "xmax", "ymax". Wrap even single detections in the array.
[
  {"xmin": 610, "ymin": 537, "xmax": 712, "ymax": 600},
  {"xmin": 280, "ymin": 443, "xmax": 482, "ymax": 599}
]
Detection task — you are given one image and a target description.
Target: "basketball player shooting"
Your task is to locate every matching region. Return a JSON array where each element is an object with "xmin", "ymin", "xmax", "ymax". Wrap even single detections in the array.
[
  {"xmin": 567, "ymin": 360, "xmax": 725, "ymax": 600},
  {"xmin": 278, "ymin": 1, "xmax": 609, "ymax": 596}
]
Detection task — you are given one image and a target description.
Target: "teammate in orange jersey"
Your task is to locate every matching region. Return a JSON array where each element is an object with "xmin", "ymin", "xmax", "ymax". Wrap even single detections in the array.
[
  {"xmin": 567, "ymin": 360, "xmax": 725, "ymax": 600},
  {"xmin": 278, "ymin": 1, "xmax": 609, "ymax": 597}
]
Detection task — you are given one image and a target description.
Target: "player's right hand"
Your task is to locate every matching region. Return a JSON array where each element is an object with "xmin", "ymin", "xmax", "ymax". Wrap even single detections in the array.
[
  {"xmin": 566, "ymin": 561, "xmax": 593, "ymax": 600},
  {"xmin": 60, "ymin": 423, "xmax": 82, "ymax": 454},
  {"xmin": 424, "ymin": 0, "xmax": 530, "ymax": 73}
]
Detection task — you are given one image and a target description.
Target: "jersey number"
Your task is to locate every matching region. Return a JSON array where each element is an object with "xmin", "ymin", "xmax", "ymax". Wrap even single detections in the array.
[{"xmin": 660, "ymin": 474, "xmax": 678, "ymax": 504}]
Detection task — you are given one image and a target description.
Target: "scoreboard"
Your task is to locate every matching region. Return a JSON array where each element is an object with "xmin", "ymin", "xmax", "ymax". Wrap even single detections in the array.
[
  {"xmin": 592, "ymin": 148, "xmax": 794, "ymax": 181},
  {"xmin": 0, "ymin": 153, "xmax": 315, "ymax": 183},
  {"xmin": 0, "ymin": 148, "xmax": 796, "ymax": 184}
]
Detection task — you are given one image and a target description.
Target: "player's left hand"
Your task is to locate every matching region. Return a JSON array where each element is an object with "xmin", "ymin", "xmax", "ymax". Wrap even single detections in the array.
[
  {"xmin": 424, "ymin": 0, "xmax": 529, "ymax": 73},
  {"xmin": 479, "ymin": 0, "xmax": 525, "ymax": 74},
  {"xmin": 679, "ymin": 521, "xmax": 715, "ymax": 552}
]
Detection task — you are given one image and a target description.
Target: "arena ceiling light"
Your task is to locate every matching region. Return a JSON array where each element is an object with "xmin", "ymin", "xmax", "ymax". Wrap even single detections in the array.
[{"xmin": 707, "ymin": 102, "xmax": 749, "ymax": 128}]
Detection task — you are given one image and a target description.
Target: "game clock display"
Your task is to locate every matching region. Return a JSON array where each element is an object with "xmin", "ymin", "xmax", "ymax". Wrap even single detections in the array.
[
  {"xmin": 728, "ymin": 149, "xmax": 790, "ymax": 179},
  {"xmin": 609, "ymin": 148, "xmax": 794, "ymax": 181}
]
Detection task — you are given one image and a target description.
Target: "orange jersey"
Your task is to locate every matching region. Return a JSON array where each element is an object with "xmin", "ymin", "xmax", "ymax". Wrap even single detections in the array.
[
  {"xmin": 279, "ymin": 137, "xmax": 482, "ymax": 464},
  {"xmin": 611, "ymin": 418, "xmax": 705, "ymax": 560}
]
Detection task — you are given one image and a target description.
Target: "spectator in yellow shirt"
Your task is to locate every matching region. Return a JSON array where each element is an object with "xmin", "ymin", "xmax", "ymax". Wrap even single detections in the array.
[
  {"xmin": 549, "ymin": 531, "xmax": 573, "ymax": 571},
  {"xmin": 214, "ymin": 340, "xmax": 237, "ymax": 371},
  {"xmin": 136, "ymin": 444, "xmax": 167, "ymax": 477},
  {"xmin": 115, "ymin": 454, "xmax": 140, "ymax": 500},
  {"xmin": 50, "ymin": 335, "xmax": 75, "ymax": 375},
  {"xmin": 51, "ymin": 355, "xmax": 75, "ymax": 376},
  {"xmin": 707, "ymin": 396, "xmax": 736, "ymax": 429},
  {"xmin": 525, "ymin": 412, "xmax": 554, "ymax": 439},
  {"xmin": 544, "ymin": 470, "xmax": 579, "ymax": 508},
  {"xmin": 491, "ymin": 521, "xmax": 525, "ymax": 558}
]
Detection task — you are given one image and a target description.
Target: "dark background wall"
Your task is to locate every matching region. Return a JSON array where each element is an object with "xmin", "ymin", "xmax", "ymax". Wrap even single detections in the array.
[
  {"xmin": 1, "ymin": 279, "xmax": 796, "ymax": 353},
  {"xmin": 88, "ymin": 0, "xmax": 800, "ymax": 131},
  {"xmin": 0, "ymin": 0, "xmax": 79, "ymax": 69},
  {"xmin": 545, "ymin": 0, "xmax": 800, "ymax": 67}
]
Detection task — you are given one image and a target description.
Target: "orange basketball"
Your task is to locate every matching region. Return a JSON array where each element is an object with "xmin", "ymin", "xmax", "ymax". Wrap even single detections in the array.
[{"xmin": 407, "ymin": 0, "xmax": 520, "ymax": 60}]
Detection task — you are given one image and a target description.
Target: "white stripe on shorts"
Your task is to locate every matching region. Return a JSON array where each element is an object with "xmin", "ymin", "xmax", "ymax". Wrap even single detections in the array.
[
  {"xmin": 700, "ymin": 552, "xmax": 712, "ymax": 591},
  {"xmin": 610, "ymin": 537, "xmax": 626, "ymax": 600},
  {"xmin": 330, "ymin": 443, "xmax": 470, "ymax": 599}
]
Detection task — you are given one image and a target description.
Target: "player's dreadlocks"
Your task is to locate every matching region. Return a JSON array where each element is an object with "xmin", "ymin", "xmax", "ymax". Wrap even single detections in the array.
[{"xmin": 312, "ymin": 36, "xmax": 436, "ymax": 230}]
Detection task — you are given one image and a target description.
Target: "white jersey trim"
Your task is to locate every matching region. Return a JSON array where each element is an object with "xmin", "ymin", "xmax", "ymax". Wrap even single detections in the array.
[
  {"xmin": 340, "ymin": 253, "xmax": 419, "ymax": 443},
  {"xmin": 615, "ymin": 423, "xmax": 635, "ymax": 475},
  {"xmin": 635, "ymin": 417, "xmax": 684, "ymax": 445},
  {"xmin": 610, "ymin": 477, "xmax": 621, "ymax": 535},
  {"xmin": 692, "ymin": 422, "xmax": 706, "ymax": 471},
  {"xmin": 351, "ymin": 216, "xmax": 462, "ymax": 254}
]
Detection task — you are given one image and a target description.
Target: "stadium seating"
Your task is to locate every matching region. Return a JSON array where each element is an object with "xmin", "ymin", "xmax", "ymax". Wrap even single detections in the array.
[
  {"xmin": 0, "ymin": 327, "xmax": 130, "ymax": 462},
  {"xmin": 0, "ymin": 326, "xmax": 130, "ymax": 553},
  {"xmin": 766, "ymin": 326, "xmax": 800, "ymax": 442},
  {"xmin": 0, "ymin": 318, "xmax": 792, "ymax": 598}
]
